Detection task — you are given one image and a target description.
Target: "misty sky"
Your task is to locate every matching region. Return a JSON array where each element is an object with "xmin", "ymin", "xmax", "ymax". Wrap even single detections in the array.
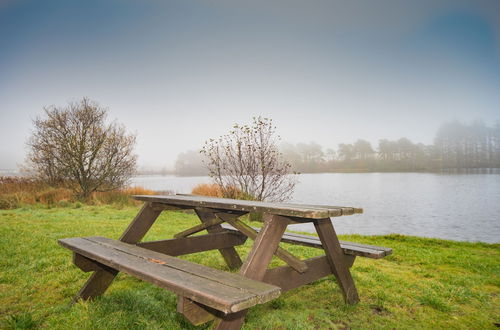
[{"xmin": 1, "ymin": 0, "xmax": 499, "ymax": 170}]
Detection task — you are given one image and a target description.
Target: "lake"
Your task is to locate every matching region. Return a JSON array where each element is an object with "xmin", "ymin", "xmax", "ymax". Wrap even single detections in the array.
[{"xmin": 131, "ymin": 172, "xmax": 500, "ymax": 243}]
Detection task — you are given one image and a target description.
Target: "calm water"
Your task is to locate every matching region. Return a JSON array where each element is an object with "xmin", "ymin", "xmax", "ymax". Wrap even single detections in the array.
[{"xmin": 131, "ymin": 173, "xmax": 500, "ymax": 243}]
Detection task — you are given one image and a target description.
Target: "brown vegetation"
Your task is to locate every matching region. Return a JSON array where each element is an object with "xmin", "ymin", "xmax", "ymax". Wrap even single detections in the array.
[
  {"xmin": 191, "ymin": 183, "xmax": 223, "ymax": 197},
  {"xmin": 191, "ymin": 183, "xmax": 256, "ymax": 200},
  {"xmin": 0, "ymin": 176, "xmax": 155, "ymax": 209}
]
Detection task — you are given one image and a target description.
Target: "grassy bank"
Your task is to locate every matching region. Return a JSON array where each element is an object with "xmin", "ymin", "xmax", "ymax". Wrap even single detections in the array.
[{"xmin": 0, "ymin": 205, "xmax": 498, "ymax": 329}]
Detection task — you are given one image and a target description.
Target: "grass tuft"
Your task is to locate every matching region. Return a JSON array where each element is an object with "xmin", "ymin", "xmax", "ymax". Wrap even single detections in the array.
[{"xmin": 3, "ymin": 312, "xmax": 39, "ymax": 330}]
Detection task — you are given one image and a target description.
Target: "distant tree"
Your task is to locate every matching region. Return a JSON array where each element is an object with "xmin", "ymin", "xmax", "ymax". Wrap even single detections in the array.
[
  {"xmin": 174, "ymin": 150, "xmax": 207, "ymax": 176},
  {"xmin": 280, "ymin": 142, "xmax": 302, "ymax": 171},
  {"xmin": 353, "ymin": 139, "xmax": 374, "ymax": 160},
  {"xmin": 26, "ymin": 98, "xmax": 137, "ymax": 199},
  {"xmin": 378, "ymin": 139, "xmax": 393, "ymax": 161},
  {"xmin": 494, "ymin": 121, "xmax": 500, "ymax": 165},
  {"xmin": 325, "ymin": 148, "xmax": 336, "ymax": 162},
  {"xmin": 201, "ymin": 116, "xmax": 297, "ymax": 202},
  {"xmin": 337, "ymin": 143, "xmax": 355, "ymax": 161}
]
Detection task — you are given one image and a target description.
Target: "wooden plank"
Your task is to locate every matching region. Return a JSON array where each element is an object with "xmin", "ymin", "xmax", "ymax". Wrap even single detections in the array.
[
  {"xmin": 213, "ymin": 214, "xmax": 290, "ymax": 329},
  {"xmin": 178, "ymin": 194, "xmax": 364, "ymax": 215},
  {"xmin": 314, "ymin": 218, "xmax": 359, "ymax": 304},
  {"xmin": 220, "ymin": 223, "xmax": 392, "ymax": 259},
  {"xmin": 73, "ymin": 202, "xmax": 162, "ymax": 302},
  {"xmin": 133, "ymin": 195, "xmax": 363, "ymax": 219},
  {"xmin": 73, "ymin": 253, "xmax": 102, "ymax": 272},
  {"xmin": 86, "ymin": 237, "xmax": 279, "ymax": 296},
  {"xmin": 150, "ymin": 202, "xmax": 186, "ymax": 212},
  {"xmin": 119, "ymin": 202, "xmax": 163, "ymax": 243},
  {"xmin": 136, "ymin": 232, "xmax": 247, "ymax": 256},
  {"xmin": 263, "ymin": 256, "xmax": 331, "ymax": 292},
  {"xmin": 217, "ymin": 214, "xmax": 308, "ymax": 273},
  {"xmin": 278, "ymin": 201, "xmax": 362, "ymax": 215},
  {"xmin": 195, "ymin": 208, "xmax": 243, "ymax": 270},
  {"xmin": 59, "ymin": 237, "xmax": 281, "ymax": 314},
  {"xmin": 173, "ymin": 217, "xmax": 223, "ymax": 238},
  {"xmin": 262, "ymin": 255, "xmax": 356, "ymax": 293},
  {"xmin": 177, "ymin": 296, "xmax": 219, "ymax": 326},
  {"xmin": 73, "ymin": 269, "xmax": 118, "ymax": 303},
  {"xmin": 177, "ymin": 209, "xmax": 244, "ymax": 324}
]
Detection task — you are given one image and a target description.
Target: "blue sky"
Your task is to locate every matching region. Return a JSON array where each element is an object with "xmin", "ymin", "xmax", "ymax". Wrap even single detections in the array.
[{"xmin": 1, "ymin": 0, "xmax": 499, "ymax": 169}]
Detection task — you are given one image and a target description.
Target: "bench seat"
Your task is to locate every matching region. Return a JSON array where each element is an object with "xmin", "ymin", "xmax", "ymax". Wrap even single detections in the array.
[
  {"xmin": 220, "ymin": 224, "xmax": 392, "ymax": 259},
  {"xmin": 58, "ymin": 236, "xmax": 281, "ymax": 314}
]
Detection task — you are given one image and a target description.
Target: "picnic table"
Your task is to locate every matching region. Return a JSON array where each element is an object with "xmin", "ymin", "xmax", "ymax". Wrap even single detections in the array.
[{"xmin": 59, "ymin": 194, "xmax": 392, "ymax": 329}]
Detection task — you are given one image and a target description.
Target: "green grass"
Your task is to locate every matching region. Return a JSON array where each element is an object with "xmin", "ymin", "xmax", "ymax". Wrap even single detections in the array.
[{"xmin": 0, "ymin": 205, "xmax": 498, "ymax": 329}]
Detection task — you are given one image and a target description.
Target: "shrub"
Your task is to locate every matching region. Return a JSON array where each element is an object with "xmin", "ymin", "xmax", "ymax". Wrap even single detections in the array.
[
  {"xmin": 36, "ymin": 188, "xmax": 74, "ymax": 206},
  {"xmin": 92, "ymin": 186, "xmax": 156, "ymax": 206},
  {"xmin": 0, "ymin": 194, "xmax": 21, "ymax": 210},
  {"xmin": 0, "ymin": 176, "xmax": 47, "ymax": 195},
  {"xmin": 191, "ymin": 183, "xmax": 223, "ymax": 197}
]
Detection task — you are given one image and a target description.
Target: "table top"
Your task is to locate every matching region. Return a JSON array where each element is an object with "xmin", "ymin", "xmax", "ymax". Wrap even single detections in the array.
[{"xmin": 133, "ymin": 194, "xmax": 363, "ymax": 219}]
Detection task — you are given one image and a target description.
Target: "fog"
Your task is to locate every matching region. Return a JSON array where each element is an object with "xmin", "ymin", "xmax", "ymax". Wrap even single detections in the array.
[{"xmin": 1, "ymin": 0, "xmax": 499, "ymax": 170}]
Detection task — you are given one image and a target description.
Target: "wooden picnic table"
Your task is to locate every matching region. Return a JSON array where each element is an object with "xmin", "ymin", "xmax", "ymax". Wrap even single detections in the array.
[{"xmin": 59, "ymin": 194, "xmax": 391, "ymax": 329}]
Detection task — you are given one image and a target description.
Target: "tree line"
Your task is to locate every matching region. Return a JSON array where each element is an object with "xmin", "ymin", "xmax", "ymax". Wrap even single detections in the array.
[{"xmin": 175, "ymin": 120, "xmax": 500, "ymax": 175}]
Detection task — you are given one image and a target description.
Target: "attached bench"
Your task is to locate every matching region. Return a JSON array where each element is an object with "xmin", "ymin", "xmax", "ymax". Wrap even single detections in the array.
[
  {"xmin": 58, "ymin": 236, "xmax": 281, "ymax": 314},
  {"xmin": 220, "ymin": 223, "xmax": 392, "ymax": 260}
]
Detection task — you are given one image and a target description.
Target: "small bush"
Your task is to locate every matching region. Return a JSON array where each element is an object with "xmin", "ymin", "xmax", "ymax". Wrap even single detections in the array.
[
  {"xmin": 0, "ymin": 176, "xmax": 46, "ymax": 195},
  {"xmin": 0, "ymin": 194, "xmax": 21, "ymax": 210},
  {"xmin": 120, "ymin": 186, "xmax": 156, "ymax": 196},
  {"xmin": 36, "ymin": 188, "xmax": 74, "ymax": 206},
  {"xmin": 92, "ymin": 187, "xmax": 156, "ymax": 206},
  {"xmin": 191, "ymin": 183, "xmax": 223, "ymax": 197},
  {"xmin": 191, "ymin": 183, "xmax": 256, "ymax": 200}
]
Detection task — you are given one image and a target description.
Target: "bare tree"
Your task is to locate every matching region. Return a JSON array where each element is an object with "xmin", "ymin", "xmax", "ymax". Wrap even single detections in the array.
[
  {"xmin": 26, "ymin": 98, "xmax": 137, "ymax": 199},
  {"xmin": 201, "ymin": 116, "xmax": 297, "ymax": 202}
]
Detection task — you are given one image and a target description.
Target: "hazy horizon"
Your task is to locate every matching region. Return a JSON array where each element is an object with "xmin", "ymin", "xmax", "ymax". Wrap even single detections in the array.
[{"xmin": 1, "ymin": 0, "xmax": 499, "ymax": 170}]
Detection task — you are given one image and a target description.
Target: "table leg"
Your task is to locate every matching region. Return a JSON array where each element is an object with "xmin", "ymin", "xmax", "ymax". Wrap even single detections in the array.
[
  {"xmin": 212, "ymin": 215, "xmax": 290, "ymax": 330},
  {"xmin": 176, "ymin": 209, "xmax": 244, "ymax": 324},
  {"xmin": 314, "ymin": 218, "xmax": 359, "ymax": 304},
  {"xmin": 73, "ymin": 202, "xmax": 162, "ymax": 302},
  {"xmin": 195, "ymin": 209, "xmax": 242, "ymax": 270}
]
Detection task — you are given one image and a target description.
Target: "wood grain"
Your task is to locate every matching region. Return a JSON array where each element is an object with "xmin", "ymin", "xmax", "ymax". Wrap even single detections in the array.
[
  {"xmin": 59, "ymin": 236, "xmax": 281, "ymax": 314},
  {"xmin": 314, "ymin": 218, "xmax": 360, "ymax": 304},
  {"xmin": 133, "ymin": 195, "xmax": 363, "ymax": 219}
]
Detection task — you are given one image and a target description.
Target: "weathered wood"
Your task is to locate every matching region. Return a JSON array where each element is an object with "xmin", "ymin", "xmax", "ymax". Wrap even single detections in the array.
[
  {"xmin": 173, "ymin": 210, "xmax": 245, "ymax": 325},
  {"xmin": 59, "ymin": 237, "xmax": 281, "ymax": 314},
  {"xmin": 174, "ymin": 217, "xmax": 224, "ymax": 238},
  {"xmin": 134, "ymin": 195, "xmax": 363, "ymax": 219},
  {"xmin": 150, "ymin": 202, "xmax": 188, "ymax": 212},
  {"xmin": 220, "ymin": 223, "xmax": 392, "ymax": 259},
  {"xmin": 263, "ymin": 256, "xmax": 331, "ymax": 292},
  {"xmin": 177, "ymin": 296, "xmax": 218, "ymax": 325},
  {"xmin": 73, "ymin": 253, "xmax": 102, "ymax": 272},
  {"xmin": 195, "ymin": 208, "xmax": 243, "ymax": 270},
  {"xmin": 314, "ymin": 218, "xmax": 359, "ymax": 304},
  {"xmin": 262, "ymin": 255, "xmax": 356, "ymax": 292},
  {"xmin": 137, "ymin": 232, "xmax": 247, "ymax": 256},
  {"xmin": 74, "ymin": 268, "xmax": 118, "ymax": 302},
  {"xmin": 88, "ymin": 236, "xmax": 278, "ymax": 296},
  {"xmin": 213, "ymin": 215, "xmax": 290, "ymax": 329},
  {"xmin": 120, "ymin": 202, "xmax": 163, "ymax": 243},
  {"xmin": 73, "ymin": 202, "xmax": 162, "ymax": 302},
  {"xmin": 217, "ymin": 213, "xmax": 308, "ymax": 273}
]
